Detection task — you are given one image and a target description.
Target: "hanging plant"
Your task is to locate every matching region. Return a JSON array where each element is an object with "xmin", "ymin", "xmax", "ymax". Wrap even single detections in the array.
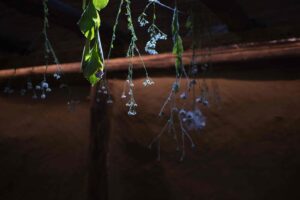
[
  {"xmin": 138, "ymin": 1, "xmax": 168, "ymax": 55},
  {"xmin": 35, "ymin": 0, "xmax": 73, "ymax": 104},
  {"xmin": 78, "ymin": 0, "xmax": 109, "ymax": 85}
]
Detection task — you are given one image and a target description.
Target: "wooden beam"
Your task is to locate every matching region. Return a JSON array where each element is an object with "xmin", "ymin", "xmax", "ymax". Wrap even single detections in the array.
[{"xmin": 0, "ymin": 39, "xmax": 299, "ymax": 79}]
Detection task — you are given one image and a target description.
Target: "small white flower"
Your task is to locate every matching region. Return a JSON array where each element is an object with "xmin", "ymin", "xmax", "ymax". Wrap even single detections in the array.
[
  {"xmin": 126, "ymin": 99, "xmax": 137, "ymax": 107},
  {"xmin": 121, "ymin": 92, "xmax": 127, "ymax": 99},
  {"xmin": 143, "ymin": 77, "xmax": 155, "ymax": 87},
  {"xmin": 179, "ymin": 109, "xmax": 187, "ymax": 118},
  {"xmin": 128, "ymin": 108, "xmax": 137, "ymax": 116},
  {"xmin": 54, "ymin": 73, "xmax": 61, "ymax": 80},
  {"xmin": 138, "ymin": 13, "xmax": 149, "ymax": 27},
  {"xmin": 145, "ymin": 48, "xmax": 158, "ymax": 55},
  {"xmin": 180, "ymin": 92, "xmax": 188, "ymax": 99},
  {"xmin": 41, "ymin": 93, "xmax": 46, "ymax": 99},
  {"xmin": 41, "ymin": 82, "xmax": 49, "ymax": 89},
  {"xmin": 196, "ymin": 97, "xmax": 202, "ymax": 103},
  {"xmin": 107, "ymin": 99, "xmax": 113, "ymax": 104}
]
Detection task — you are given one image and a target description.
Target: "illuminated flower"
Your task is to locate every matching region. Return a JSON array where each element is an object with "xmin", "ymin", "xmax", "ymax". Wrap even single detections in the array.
[
  {"xmin": 180, "ymin": 92, "xmax": 188, "ymax": 99},
  {"xmin": 143, "ymin": 77, "xmax": 155, "ymax": 87},
  {"xmin": 138, "ymin": 13, "xmax": 149, "ymax": 27},
  {"xmin": 145, "ymin": 24, "xmax": 167, "ymax": 55},
  {"xmin": 41, "ymin": 81, "xmax": 49, "ymax": 89},
  {"xmin": 121, "ymin": 92, "xmax": 127, "ymax": 99},
  {"xmin": 107, "ymin": 99, "xmax": 113, "ymax": 104},
  {"xmin": 128, "ymin": 107, "xmax": 137, "ymax": 116},
  {"xmin": 179, "ymin": 109, "xmax": 206, "ymax": 131},
  {"xmin": 41, "ymin": 93, "xmax": 46, "ymax": 99},
  {"xmin": 53, "ymin": 72, "xmax": 61, "ymax": 80}
]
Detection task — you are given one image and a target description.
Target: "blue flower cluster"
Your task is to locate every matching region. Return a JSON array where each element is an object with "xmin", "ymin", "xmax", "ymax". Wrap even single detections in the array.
[
  {"xmin": 35, "ymin": 80, "xmax": 52, "ymax": 99},
  {"xmin": 145, "ymin": 24, "xmax": 167, "ymax": 55},
  {"xmin": 179, "ymin": 109, "xmax": 206, "ymax": 131}
]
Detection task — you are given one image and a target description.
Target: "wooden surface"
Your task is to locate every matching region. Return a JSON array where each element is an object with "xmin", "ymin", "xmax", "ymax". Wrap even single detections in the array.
[{"xmin": 0, "ymin": 39, "xmax": 300, "ymax": 79}]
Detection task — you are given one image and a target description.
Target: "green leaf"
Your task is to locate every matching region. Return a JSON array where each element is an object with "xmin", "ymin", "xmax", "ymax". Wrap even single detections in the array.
[
  {"xmin": 81, "ymin": 40, "xmax": 91, "ymax": 71},
  {"xmin": 172, "ymin": 7, "xmax": 184, "ymax": 76},
  {"xmin": 87, "ymin": 74, "xmax": 100, "ymax": 86},
  {"xmin": 173, "ymin": 35, "xmax": 184, "ymax": 75},
  {"xmin": 93, "ymin": 0, "xmax": 109, "ymax": 11},
  {"xmin": 83, "ymin": 42, "xmax": 104, "ymax": 85},
  {"xmin": 172, "ymin": 35, "xmax": 183, "ymax": 55},
  {"xmin": 78, "ymin": 3, "xmax": 101, "ymax": 40}
]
